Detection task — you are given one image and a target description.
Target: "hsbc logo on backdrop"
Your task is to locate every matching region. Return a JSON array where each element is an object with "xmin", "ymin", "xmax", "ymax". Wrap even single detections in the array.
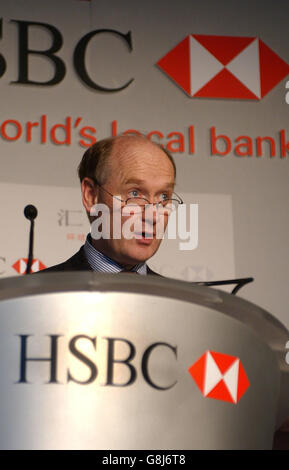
[
  {"xmin": 0, "ymin": 20, "xmax": 288, "ymax": 154},
  {"xmin": 157, "ymin": 34, "xmax": 289, "ymax": 100},
  {"xmin": 188, "ymin": 350, "xmax": 250, "ymax": 404},
  {"xmin": 12, "ymin": 258, "xmax": 46, "ymax": 274},
  {"xmin": 0, "ymin": 20, "xmax": 288, "ymax": 101}
]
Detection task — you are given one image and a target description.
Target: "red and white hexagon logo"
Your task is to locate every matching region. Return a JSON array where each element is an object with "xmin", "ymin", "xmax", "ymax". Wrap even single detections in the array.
[
  {"xmin": 12, "ymin": 258, "xmax": 46, "ymax": 274},
  {"xmin": 157, "ymin": 34, "xmax": 289, "ymax": 100},
  {"xmin": 188, "ymin": 350, "xmax": 250, "ymax": 404}
]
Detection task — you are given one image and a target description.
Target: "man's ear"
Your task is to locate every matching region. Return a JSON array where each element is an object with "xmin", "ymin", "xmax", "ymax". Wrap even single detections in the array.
[{"xmin": 81, "ymin": 178, "xmax": 98, "ymax": 216}]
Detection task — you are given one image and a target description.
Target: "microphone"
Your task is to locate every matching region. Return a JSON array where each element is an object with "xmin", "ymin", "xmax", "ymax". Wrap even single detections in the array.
[
  {"xmin": 24, "ymin": 205, "xmax": 38, "ymax": 274},
  {"xmin": 24, "ymin": 204, "xmax": 38, "ymax": 221}
]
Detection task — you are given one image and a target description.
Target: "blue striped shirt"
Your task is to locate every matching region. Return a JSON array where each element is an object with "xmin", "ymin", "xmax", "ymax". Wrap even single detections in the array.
[{"xmin": 83, "ymin": 235, "xmax": 147, "ymax": 275}]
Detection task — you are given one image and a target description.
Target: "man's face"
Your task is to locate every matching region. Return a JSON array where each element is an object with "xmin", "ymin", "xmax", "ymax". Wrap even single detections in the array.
[{"xmin": 90, "ymin": 137, "xmax": 175, "ymax": 268}]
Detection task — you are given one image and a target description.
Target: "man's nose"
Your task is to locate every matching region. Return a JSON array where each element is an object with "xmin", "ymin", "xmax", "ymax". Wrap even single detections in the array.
[{"xmin": 142, "ymin": 204, "xmax": 159, "ymax": 226}]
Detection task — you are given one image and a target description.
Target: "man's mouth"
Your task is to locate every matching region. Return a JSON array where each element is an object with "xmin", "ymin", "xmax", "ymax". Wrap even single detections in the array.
[
  {"xmin": 142, "ymin": 230, "xmax": 154, "ymax": 238},
  {"xmin": 134, "ymin": 231, "xmax": 154, "ymax": 243}
]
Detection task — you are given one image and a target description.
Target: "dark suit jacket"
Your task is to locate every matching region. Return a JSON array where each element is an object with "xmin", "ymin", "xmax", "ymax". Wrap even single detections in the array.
[{"xmin": 40, "ymin": 245, "xmax": 159, "ymax": 276}]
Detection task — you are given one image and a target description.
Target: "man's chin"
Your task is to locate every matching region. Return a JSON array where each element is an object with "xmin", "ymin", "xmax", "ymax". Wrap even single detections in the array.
[
  {"xmin": 93, "ymin": 238, "xmax": 161, "ymax": 266},
  {"xmin": 121, "ymin": 240, "xmax": 159, "ymax": 265}
]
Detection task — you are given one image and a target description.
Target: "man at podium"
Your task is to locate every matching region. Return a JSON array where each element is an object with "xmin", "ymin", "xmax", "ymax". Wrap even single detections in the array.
[{"xmin": 40, "ymin": 134, "xmax": 289, "ymax": 449}]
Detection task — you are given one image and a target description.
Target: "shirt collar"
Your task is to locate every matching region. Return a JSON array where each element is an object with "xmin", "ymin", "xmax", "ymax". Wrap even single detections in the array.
[{"xmin": 83, "ymin": 234, "xmax": 147, "ymax": 275}]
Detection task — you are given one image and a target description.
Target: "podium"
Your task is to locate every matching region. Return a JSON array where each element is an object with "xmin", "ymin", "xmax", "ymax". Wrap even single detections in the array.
[{"xmin": 0, "ymin": 272, "xmax": 288, "ymax": 450}]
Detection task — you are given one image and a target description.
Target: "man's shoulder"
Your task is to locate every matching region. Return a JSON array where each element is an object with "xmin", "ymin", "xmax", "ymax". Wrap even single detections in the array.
[
  {"xmin": 40, "ymin": 246, "xmax": 92, "ymax": 273},
  {"xmin": 147, "ymin": 265, "xmax": 162, "ymax": 276}
]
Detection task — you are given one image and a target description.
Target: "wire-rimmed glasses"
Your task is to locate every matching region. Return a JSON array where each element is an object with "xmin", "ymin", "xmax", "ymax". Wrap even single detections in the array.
[{"xmin": 89, "ymin": 177, "xmax": 183, "ymax": 214}]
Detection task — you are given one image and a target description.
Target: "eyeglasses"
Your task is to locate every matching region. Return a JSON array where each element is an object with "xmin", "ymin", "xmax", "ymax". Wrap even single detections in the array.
[{"xmin": 89, "ymin": 177, "xmax": 183, "ymax": 213}]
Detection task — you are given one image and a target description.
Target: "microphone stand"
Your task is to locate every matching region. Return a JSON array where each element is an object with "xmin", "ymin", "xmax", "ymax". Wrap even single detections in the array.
[{"xmin": 24, "ymin": 205, "xmax": 38, "ymax": 275}]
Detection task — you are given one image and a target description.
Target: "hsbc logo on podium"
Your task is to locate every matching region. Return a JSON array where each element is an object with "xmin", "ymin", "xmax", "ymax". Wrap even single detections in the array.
[
  {"xmin": 16, "ymin": 334, "xmax": 251, "ymax": 403},
  {"xmin": 188, "ymin": 350, "xmax": 250, "ymax": 404},
  {"xmin": 157, "ymin": 34, "xmax": 289, "ymax": 100}
]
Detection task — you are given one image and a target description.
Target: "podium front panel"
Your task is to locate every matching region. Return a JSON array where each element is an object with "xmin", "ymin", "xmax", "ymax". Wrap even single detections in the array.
[{"xmin": 0, "ymin": 273, "xmax": 288, "ymax": 449}]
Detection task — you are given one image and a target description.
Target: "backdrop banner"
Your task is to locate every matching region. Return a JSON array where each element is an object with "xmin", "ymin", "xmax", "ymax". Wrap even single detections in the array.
[{"xmin": 0, "ymin": 0, "xmax": 288, "ymax": 332}]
